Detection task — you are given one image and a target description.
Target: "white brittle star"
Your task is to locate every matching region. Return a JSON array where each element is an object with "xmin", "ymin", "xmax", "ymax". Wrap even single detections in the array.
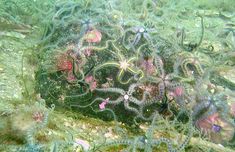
[{"xmin": 119, "ymin": 60, "xmax": 130, "ymax": 71}]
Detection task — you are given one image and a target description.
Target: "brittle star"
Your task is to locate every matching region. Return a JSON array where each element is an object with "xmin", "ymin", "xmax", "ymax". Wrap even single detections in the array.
[
  {"xmin": 95, "ymin": 111, "xmax": 193, "ymax": 152},
  {"xmin": 145, "ymin": 54, "xmax": 193, "ymax": 106},
  {"xmin": 174, "ymin": 52, "xmax": 204, "ymax": 80},
  {"xmin": 123, "ymin": 26, "xmax": 155, "ymax": 49},
  {"xmin": 93, "ymin": 42, "xmax": 144, "ymax": 84},
  {"xmin": 72, "ymin": 83, "xmax": 151, "ymax": 120}
]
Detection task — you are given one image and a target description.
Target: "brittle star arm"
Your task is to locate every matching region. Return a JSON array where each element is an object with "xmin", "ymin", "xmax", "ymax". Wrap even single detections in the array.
[
  {"xmin": 127, "ymin": 83, "xmax": 141, "ymax": 94},
  {"xmin": 124, "ymin": 101, "xmax": 140, "ymax": 116},
  {"xmin": 70, "ymin": 97, "xmax": 104, "ymax": 108},
  {"xmin": 131, "ymin": 33, "xmax": 142, "ymax": 46},
  {"xmin": 127, "ymin": 83, "xmax": 146, "ymax": 105},
  {"xmin": 122, "ymin": 27, "xmax": 136, "ymax": 48},
  {"xmin": 143, "ymin": 32, "xmax": 154, "ymax": 48},
  {"xmin": 95, "ymin": 87, "xmax": 125, "ymax": 95},
  {"xmin": 117, "ymin": 68, "xmax": 144, "ymax": 84},
  {"xmin": 118, "ymin": 58, "xmax": 144, "ymax": 84},
  {"xmin": 129, "ymin": 96, "xmax": 143, "ymax": 105},
  {"xmin": 79, "ymin": 40, "xmax": 122, "ymax": 60},
  {"xmin": 93, "ymin": 61, "xmax": 120, "ymax": 79}
]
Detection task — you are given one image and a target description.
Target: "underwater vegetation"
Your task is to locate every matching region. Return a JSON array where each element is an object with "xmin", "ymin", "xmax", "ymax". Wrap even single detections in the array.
[{"xmin": 0, "ymin": 0, "xmax": 235, "ymax": 151}]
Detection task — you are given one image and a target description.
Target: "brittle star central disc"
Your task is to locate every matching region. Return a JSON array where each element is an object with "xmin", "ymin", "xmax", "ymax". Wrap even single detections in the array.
[
  {"xmin": 139, "ymin": 27, "xmax": 145, "ymax": 33},
  {"xmin": 119, "ymin": 60, "xmax": 130, "ymax": 70},
  {"xmin": 124, "ymin": 94, "xmax": 129, "ymax": 100}
]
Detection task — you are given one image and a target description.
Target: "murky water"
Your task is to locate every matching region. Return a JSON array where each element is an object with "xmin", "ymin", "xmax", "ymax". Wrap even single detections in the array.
[{"xmin": 0, "ymin": 0, "xmax": 235, "ymax": 151}]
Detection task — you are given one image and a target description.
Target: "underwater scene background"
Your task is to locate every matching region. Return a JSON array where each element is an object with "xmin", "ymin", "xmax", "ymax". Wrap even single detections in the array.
[{"xmin": 0, "ymin": 0, "xmax": 235, "ymax": 151}]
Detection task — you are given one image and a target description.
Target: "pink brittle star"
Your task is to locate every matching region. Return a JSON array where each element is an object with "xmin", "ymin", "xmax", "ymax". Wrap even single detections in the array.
[
  {"xmin": 145, "ymin": 54, "xmax": 189, "ymax": 105},
  {"xmin": 149, "ymin": 55, "xmax": 175, "ymax": 100},
  {"xmin": 139, "ymin": 57, "xmax": 156, "ymax": 75}
]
